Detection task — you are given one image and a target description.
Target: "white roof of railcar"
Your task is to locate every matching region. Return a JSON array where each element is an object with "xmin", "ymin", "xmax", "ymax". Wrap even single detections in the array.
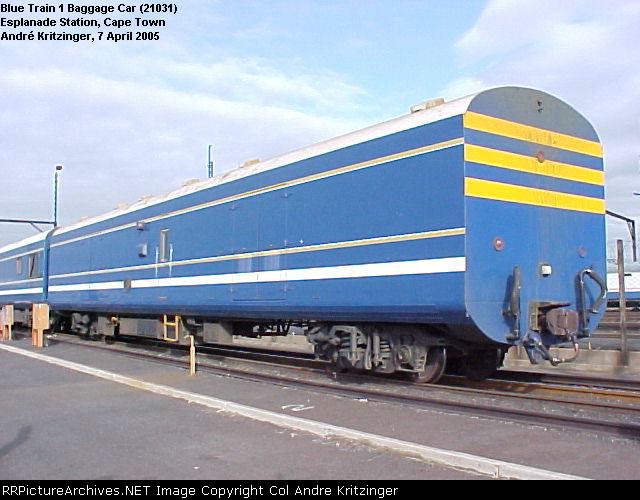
[
  {"xmin": 0, "ymin": 92, "xmax": 476, "ymax": 255},
  {"xmin": 0, "ymin": 232, "xmax": 47, "ymax": 255}
]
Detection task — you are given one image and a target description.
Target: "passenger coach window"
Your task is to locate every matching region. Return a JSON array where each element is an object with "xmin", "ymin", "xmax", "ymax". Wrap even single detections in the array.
[
  {"xmin": 159, "ymin": 229, "xmax": 170, "ymax": 262},
  {"xmin": 16, "ymin": 257, "xmax": 22, "ymax": 275},
  {"xmin": 28, "ymin": 253, "xmax": 41, "ymax": 279}
]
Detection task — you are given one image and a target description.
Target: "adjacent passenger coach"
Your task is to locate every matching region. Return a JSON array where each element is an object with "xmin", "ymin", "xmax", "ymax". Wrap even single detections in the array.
[{"xmin": 0, "ymin": 87, "xmax": 608, "ymax": 383}]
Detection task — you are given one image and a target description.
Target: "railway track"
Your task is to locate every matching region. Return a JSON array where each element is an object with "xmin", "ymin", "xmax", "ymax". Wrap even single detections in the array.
[
  {"xmin": 491, "ymin": 369, "xmax": 640, "ymax": 393},
  {"xmin": 445, "ymin": 375, "xmax": 640, "ymax": 410},
  {"xmin": 598, "ymin": 310, "xmax": 640, "ymax": 331},
  {"xmin": 31, "ymin": 331, "xmax": 640, "ymax": 441}
]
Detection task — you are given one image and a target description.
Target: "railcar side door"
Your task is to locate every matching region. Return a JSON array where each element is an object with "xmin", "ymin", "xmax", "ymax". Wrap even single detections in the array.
[
  {"xmin": 257, "ymin": 191, "xmax": 287, "ymax": 301},
  {"xmin": 231, "ymin": 198, "xmax": 260, "ymax": 301}
]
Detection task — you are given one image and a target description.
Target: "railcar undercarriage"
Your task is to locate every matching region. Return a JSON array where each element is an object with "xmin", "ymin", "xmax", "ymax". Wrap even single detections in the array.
[
  {"xmin": 48, "ymin": 311, "xmax": 505, "ymax": 384},
  {"xmin": 307, "ymin": 324, "xmax": 450, "ymax": 383}
]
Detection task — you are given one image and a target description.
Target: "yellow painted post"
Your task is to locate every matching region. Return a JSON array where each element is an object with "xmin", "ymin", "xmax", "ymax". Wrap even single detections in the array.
[
  {"xmin": 0, "ymin": 306, "xmax": 10, "ymax": 341},
  {"xmin": 31, "ymin": 304, "xmax": 50, "ymax": 348},
  {"xmin": 0, "ymin": 307, "xmax": 5, "ymax": 341},
  {"xmin": 188, "ymin": 335, "xmax": 196, "ymax": 376},
  {"xmin": 4, "ymin": 305, "xmax": 14, "ymax": 341}
]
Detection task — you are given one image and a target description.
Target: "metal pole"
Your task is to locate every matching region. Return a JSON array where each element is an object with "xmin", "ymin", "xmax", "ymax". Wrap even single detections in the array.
[
  {"xmin": 188, "ymin": 335, "xmax": 196, "ymax": 376},
  {"xmin": 607, "ymin": 210, "xmax": 638, "ymax": 262},
  {"xmin": 1, "ymin": 165, "xmax": 60, "ymax": 231},
  {"xmin": 207, "ymin": 145, "xmax": 214, "ymax": 179},
  {"xmin": 54, "ymin": 171, "xmax": 58, "ymax": 227},
  {"xmin": 0, "ymin": 218, "xmax": 54, "ymax": 225},
  {"xmin": 617, "ymin": 240, "xmax": 629, "ymax": 366},
  {"xmin": 53, "ymin": 165, "xmax": 62, "ymax": 227},
  {"xmin": 633, "ymin": 219, "xmax": 638, "ymax": 263}
]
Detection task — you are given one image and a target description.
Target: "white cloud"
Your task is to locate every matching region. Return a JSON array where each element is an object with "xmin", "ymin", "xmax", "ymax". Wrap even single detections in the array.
[
  {"xmin": 0, "ymin": 16, "xmax": 368, "ymax": 246},
  {"xmin": 159, "ymin": 57, "xmax": 367, "ymax": 112},
  {"xmin": 444, "ymin": 0, "xmax": 640, "ymax": 257},
  {"xmin": 439, "ymin": 77, "xmax": 485, "ymax": 102}
]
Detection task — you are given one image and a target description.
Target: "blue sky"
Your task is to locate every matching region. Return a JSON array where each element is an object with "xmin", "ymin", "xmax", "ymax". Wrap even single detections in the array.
[
  {"xmin": 140, "ymin": 0, "xmax": 486, "ymax": 122},
  {"xmin": 183, "ymin": 0, "xmax": 485, "ymax": 114},
  {"xmin": 1, "ymin": 0, "xmax": 639, "ymax": 256}
]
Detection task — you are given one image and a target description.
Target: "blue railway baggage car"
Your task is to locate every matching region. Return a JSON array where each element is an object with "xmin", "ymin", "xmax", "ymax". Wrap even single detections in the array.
[{"xmin": 0, "ymin": 87, "xmax": 607, "ymax": 382}]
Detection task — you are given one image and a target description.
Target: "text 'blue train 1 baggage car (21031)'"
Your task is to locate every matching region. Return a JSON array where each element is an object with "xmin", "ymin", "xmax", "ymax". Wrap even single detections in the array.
[{"xmin": 0, "ymin": 87, "xmax": 607, "ymax": 383}]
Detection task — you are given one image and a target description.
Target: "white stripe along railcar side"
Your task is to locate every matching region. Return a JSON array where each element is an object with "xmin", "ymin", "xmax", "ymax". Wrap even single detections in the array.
[{"xmin": 48, "ymin": 257, "xmax": 467, "ymax": 293}]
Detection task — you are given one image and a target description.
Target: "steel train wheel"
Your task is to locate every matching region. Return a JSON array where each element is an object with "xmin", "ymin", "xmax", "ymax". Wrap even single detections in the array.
[{"xmin": 408, "ymin": 346, "xmax": 447, "ymax": 384}]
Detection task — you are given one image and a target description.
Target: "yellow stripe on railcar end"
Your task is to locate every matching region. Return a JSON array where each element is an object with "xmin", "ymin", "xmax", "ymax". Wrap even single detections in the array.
[
  {"xmin": 464, "ymin": 144, "xmax": 605, "ymax": 186},
  {"xmin": 464, "ymin": 178, "xmax": 606, "ymax": 214},
  {"xmin": 464, "ymin": 112, "xmax": 604, "ymax": 158}
]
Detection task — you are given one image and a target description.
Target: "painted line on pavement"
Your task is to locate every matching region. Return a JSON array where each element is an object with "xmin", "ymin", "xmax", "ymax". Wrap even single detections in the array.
[{"xmin": 0, "ymin": 343, "xmax": 588, "ymax": 481}]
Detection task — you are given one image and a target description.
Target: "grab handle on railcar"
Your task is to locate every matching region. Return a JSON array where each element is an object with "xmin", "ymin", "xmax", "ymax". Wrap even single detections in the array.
[
  {"xmin": 577, "ymin": 268, "xmax": 607, "ymax": 335},
  {"xmin": 586, "ymin": 269, "xmax": 608, "ymax": 313},
  {"xmin": 505, "ymin": 267, "xmax": 521, "ymax": 340}
]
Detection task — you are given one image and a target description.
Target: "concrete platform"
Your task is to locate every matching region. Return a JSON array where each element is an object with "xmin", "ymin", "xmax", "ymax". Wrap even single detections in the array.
[
  {"xmin": 0, "ymin": 344, "xmax": 476, "ymax": 480},
  {"xmin": 504, "ymin": 338, "xmax": 640, "ymax": 376},
  {"xmin": 1, "ymin": 337, "xmax": 639, "ymax": 479}
]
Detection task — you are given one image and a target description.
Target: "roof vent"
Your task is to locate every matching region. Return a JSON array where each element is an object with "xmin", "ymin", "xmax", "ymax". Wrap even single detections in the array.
[
  {"xmin": 240, "ymin": 159, "xmax": 261, "ymax": 169},
  {"xmin": 410, "ymin": 98, "xmax": 445, "ymax": 114},
  {"xmin": 182, "ymin": 179, "xmax": 200, "ymax": 187}
]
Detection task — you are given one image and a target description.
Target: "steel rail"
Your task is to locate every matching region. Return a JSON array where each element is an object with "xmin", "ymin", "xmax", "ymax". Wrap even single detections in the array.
[
  {"xmin": 40, "ymin": 332, "xmax": 640, "ymax": 440},
  {"xmin": 492, "ymin": 370, "xmax": 640, "ymax": 393},
  {"xmin": 442, "ymin": 376, "xmax": 640, "ymax": 410}
]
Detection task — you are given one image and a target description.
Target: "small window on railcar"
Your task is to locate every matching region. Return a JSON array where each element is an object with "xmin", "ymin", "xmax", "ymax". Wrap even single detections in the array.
[
  {"xmin": 159, "ymin": 229, "xmax": 170, "ymax": 263},
  {"xmin": 28, "ymin": 253, "xmax": 41, "ymax": 279},
  {"xmin": 16, "ymin": 257, "xmax": 22, "ymax": 276}
]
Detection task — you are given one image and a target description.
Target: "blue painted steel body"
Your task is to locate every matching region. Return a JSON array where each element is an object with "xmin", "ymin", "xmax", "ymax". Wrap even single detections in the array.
[
  {"xmin": 464, "ymin": 88, "xmax": 606, "ymax": 345},
  {"xmin": 0, "ymin": 237, "xmax": 46, "ymax": 304},
  {"xmin": 0, "ymin": 87, "xmax": 607, "ymax": 348}
]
